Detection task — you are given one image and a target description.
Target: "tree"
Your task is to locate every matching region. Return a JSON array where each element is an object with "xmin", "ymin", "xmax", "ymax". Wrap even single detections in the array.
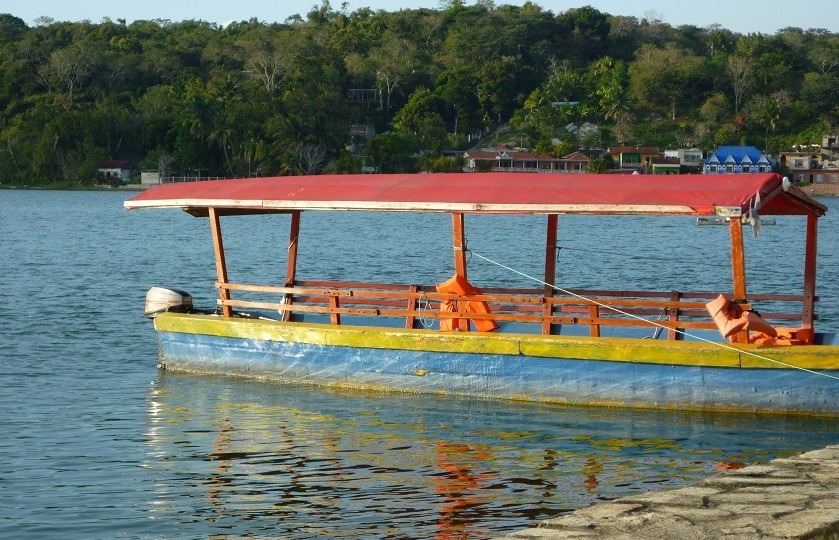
[
  {"xmin": 809, "ymin": 38, "xmax": 839, "ymax": 75},
  {"xmin": 735, "ymin": 34, "xmax": 795, "ymax": 93},
  {"xmin": 239, "ymin": 30, "xmax": 294, "ymax": 97},
  {"xmin": 800, "ymin": 72, "xmax": 839, "ymax": 118},
  {"xmin": 590, "ymin": 57, "xmax": 630, "ymax": 121},
  {"xmin": 207, "ymin": 125, "xmax": 235, "ymax": 175},
  {"xmin": 745, "ymin": 90, "xmax": 791, "ymax": 151},
  {"xmin": 395, "ymin": 87, "xmax": 445, "ymax": 132},
  {"xmin": 700, "ymin": 93, "xmax": 730, "ymax": 124},
  {"xmin": 37, "ymin": 45, "xmax": 95, "ymax": 105},
  {"xmin": 2, "ymin": 6, "xmax": 839, "ymax": 185},
  {"xmin": 612, "ymin": 112, "xmax": 635, "ymax": 144},
  {"xmin": 692, "ymin": 123, "xmax": 713, "ymax": 152},
  {"xmin": 554, "ymin": 6, "xmax": 611, "ymax": 65},
  {"xmin": 370, "ymin": 31, "xmax": 417, "ymax": 121},
  {"xmin": 142, "ymin": 147, "xmax": 177, "ymax": 180},
  {"xmin": 237, "ymin": 131, "xmax": 268, "ymax": 177},
  {"xmin": 295, "ymin": 142, "xmax": 329, "ymax": 175},
  {"xmin": 726, "ymin": 55, "xmax": 752, "ymax": 115},
  {"xmin": 0, "ymin": 14, "xmax": 27, "ymax": 44},
  {"xmin": 394, "ymin": 88, "xmax": 446, "ymax": 152},
  {"xmin": 0, "ymin": 124, "xmax": 24, "ymax": 180},
  {"xmin": 435, "ymin": 67, "xmax": 481, "ymax": 135},
  {"xmin": 587, "ymin": 157, "xmax": 607, "ymax": 173},
  {"xmin": 629, "ymin": 44, "xmax": 704, "ymax": 120},
  {"xmin": 477, "ymin": 56, "xmax": 522, "ymax": 124},
  {"xmin": 363, "ymin": 132, "xmax": 421, "ymax": 173}
]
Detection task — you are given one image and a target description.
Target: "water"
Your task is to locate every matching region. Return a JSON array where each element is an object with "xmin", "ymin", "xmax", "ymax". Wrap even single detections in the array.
[{"xmin": 2, "ymin": 189, "xmax": 838, "ymax": 539}]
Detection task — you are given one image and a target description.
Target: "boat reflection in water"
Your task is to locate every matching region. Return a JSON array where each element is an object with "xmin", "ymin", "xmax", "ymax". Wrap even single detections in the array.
[{"xmin": 142, "ymin": 373, "xmax": 839, "ymax": 538}]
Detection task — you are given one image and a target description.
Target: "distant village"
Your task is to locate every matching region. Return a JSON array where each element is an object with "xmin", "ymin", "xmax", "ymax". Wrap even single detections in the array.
[
  {"xmin": 459, "ymin": 134, "xmax": 839, "ymax": 183},
  {"xmin": 98, "ymin": 133, "xmax": 839, "ymax": 190},
  {"xmin": 99, "ymin": 135, "xmax": 839, "ymax": 192}
]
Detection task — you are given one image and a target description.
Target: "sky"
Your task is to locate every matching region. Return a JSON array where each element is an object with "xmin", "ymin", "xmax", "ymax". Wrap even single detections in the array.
[{"xmin": 3, "ymin": 0, "xmax": 838, "ymax": 35}]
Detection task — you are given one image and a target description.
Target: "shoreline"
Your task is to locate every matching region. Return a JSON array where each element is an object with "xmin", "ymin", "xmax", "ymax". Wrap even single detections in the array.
[
  {"xmin": 3, "ymin": 180, "xmax": 839, "ymax": 197},
  {"xmin": 806, "ymin": 182, "xmax": 839, "ymax": 197}
]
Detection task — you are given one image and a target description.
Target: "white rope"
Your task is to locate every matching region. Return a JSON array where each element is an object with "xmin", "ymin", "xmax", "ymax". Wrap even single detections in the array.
[
  {"xmin": 416, "ymin": 291, "xmax": 434, "ymax": 329},
  {"xmin": 467, "ymin": 249, "xmax": 839, "ymax": 382}
]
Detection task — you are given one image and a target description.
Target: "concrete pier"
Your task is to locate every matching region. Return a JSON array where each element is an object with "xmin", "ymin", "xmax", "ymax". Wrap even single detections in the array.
[{"xmin": 503, "ymin": 445, "xmax": 839, "ymax": 539}]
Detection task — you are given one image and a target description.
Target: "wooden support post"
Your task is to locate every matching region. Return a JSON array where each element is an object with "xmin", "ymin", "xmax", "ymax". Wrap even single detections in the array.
[
  {"xmin": 405, "ymin": 284, "xmax": 418, "ymax": 329},
  {"xmin": 209, "ymin": 207, "xmax": 232, "ymax": 317},
  {"xmin": 452, "ymin": 212, "xmax": 468, "ymax": 279},
  {"xmin": 329, "ymin": 296, "xmax": 341, "ymax": 325},
  {"xmin": 668, "ymin": 290, "xmax": 682, "ymax": 340},
  {"xmin": 282, "ymin": 211, "xmax": 301, "ymax": 322},
  {"xmin": 729, "ymin": 216, "xmax": 748, "ymax": 343},
  {"xmin": 588, "ymin": 305, "xmax": 600, "ymax": 337},
  {"xmin": 451, "ymin": 212, "xmax": 469, "ymax": 331},
  {"xmin": 542, "ymin": 214, "xmax": 558, "ymax": 335},
  {"xmin": 802, "ymin": 213, "xmax": 818, "ymax": 329}
]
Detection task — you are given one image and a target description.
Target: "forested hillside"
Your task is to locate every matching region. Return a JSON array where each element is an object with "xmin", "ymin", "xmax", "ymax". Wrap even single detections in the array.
[{"xmin": 1, "ymin": 1, "xmax": 838, "ymax": 186}]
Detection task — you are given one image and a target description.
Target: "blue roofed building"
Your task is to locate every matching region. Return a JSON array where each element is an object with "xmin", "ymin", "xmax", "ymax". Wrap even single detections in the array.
[{"xmin": 703, "ymin": 146, "xmax": 772, "ymax": 174}]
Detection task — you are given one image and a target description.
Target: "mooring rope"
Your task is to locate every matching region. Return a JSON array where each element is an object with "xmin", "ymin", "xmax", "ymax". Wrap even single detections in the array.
[
  {"xmin": 467, "ymin": 249, "xmax": 839, "ymax": 382},
  {"xmin": 416, "ymin": 291, "xmax": 434, "ymax": 329}
]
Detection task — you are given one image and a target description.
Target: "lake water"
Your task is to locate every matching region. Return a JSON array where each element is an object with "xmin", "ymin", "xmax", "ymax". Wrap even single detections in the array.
[{"xmin": 2, "ymin": 188, "xmax": 839, "ymax": 539}]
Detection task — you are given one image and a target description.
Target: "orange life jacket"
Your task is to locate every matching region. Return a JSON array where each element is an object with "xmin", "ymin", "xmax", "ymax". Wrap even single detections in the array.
[
  {"xmin": 706, "ymin": 294, "xmax": 778, "ymax": 340},
  {"xmin": 750, "ymin": 326, "xmax": 814, "ymax": 346},
  {"xmin": 435, "ymin": 274, "xmax": 499, "ymax": 333}
]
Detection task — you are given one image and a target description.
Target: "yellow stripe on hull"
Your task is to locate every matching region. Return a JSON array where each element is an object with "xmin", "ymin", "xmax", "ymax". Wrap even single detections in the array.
[{"xmin": 153, "ymin": 313, "xmax": 839, "ymax": 371}]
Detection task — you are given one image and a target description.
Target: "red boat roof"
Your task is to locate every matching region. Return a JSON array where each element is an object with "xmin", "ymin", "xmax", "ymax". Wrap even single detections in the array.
[{"xmin": 124, "ymin": 172, "xmax": 827, "ymax": 217}]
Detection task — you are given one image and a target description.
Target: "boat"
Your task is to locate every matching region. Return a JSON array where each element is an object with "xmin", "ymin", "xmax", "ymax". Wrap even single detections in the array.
[
  {"xmin": 696, "ymin": 216, "xmax": 776, "ymax": 226},
  {"xmin": 125, "ymin": 172, "xmax": 839, "ymax": 416}
]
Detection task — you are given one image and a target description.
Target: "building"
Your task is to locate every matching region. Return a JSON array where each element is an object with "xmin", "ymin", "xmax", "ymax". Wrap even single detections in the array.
[
  {"xmin": 778, "ymin": 135, "xmax": 839, "ymax": 185},
  {"xmin": 703, "ymin": 146, "xmax": 771, "ymax": 174},
  {"xmin": 97, "ymin": 160, "xmax": 132, "ymax": 184},
  {"xmin": 552, "ymin": 151, "xmax": 590, "ymax": 173},
  {"xmin": 651, "ymin": 157, "xmax": 681, "ymax": 174},
  {"xmin": 463, "ymin": 146, "xmax": 590, "ymax": 173},
  {"xmin": 607, "ymin": 146, "xmax": 661, "ymax": 171},
  {"xmin": 664, "ymin": 148, "xmax": 704, "ymax": 172}
]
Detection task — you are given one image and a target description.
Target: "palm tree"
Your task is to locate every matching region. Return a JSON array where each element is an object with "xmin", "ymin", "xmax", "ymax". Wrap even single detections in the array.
[{"xmin": 207, "ymin": 126, "xmax": 235, "ymax": 176}]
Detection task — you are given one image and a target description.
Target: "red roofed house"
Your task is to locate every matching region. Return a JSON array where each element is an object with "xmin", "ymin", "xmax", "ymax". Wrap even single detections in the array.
[{"xmin": 463, "ymin": 146, "xmax": 589, "ymax": 173}]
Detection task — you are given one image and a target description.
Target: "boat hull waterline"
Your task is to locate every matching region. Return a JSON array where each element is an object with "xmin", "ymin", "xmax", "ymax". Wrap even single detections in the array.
[{"xmin": 155, "ymin": 313, "xmax": 839, "ymax": 416}]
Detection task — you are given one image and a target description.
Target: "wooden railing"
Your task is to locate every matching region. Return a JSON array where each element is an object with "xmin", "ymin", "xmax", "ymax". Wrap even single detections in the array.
[{"xmin": 215, "ymin": 280, "xmax": 816, "ymax": 340}]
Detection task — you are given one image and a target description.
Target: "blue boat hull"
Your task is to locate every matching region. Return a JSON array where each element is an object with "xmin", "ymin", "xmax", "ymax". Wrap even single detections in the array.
[{"xmin": 154, "ymin": 314, "xmax": 839, "ymax": 416}]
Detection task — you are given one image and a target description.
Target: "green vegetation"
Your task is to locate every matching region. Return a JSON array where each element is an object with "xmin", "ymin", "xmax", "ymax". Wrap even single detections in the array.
[{"xmin": 1, "ymin": 2, "xmax": 837, "ymax": 186}]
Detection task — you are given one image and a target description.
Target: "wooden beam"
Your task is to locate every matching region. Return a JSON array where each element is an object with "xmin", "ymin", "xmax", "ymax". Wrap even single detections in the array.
[
  {"xmin": 405, "ymin": 284, "xmax": 418, "ymax": 329},
  {"xmin": 588, "ymin": 305, "xmax": 600, "ymax": 337},
  {"xmin": 452, "ymin": 212, "xmax": 468, "ymax": 279},
  {"xmin": 209, "ymin": 207, "xmax": 233, "ymax": 317},
  {"xmin": 729, "ymin": 216, "xmax": 748, "ymax": 299},
  {"xmin": 728, "ymin": 217, "xmax": 748, "ymax": 343},
  {"xmin": 451, "ymin": 212, "xmax": 470, "ymax": 331},
  {"xmin": 542, "ymin": 214, "xmax": 558, "ymax": 335},
  {"xmin": 328, "ymin": 296, "xmax": 341, "ymax": 325},
  {"xmin": 802, "ymin": 213, "xmax": 818, "ymax": 329},
  {"xmin": 668, "ymin": 290, "xmax": 682, "ymax": 340},
  {"xmin": 282, "ymin": 211, "xmax": 301, "ymax": 322},
  {"xmin": 222, "ymin": 297, "xmax": 733, "ymax": 330}
]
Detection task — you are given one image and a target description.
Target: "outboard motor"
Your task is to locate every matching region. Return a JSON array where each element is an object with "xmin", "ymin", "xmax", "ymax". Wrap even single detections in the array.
[{"xmin": 145, "ymin": 287, "xmax": 193, "ymax": 319}]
